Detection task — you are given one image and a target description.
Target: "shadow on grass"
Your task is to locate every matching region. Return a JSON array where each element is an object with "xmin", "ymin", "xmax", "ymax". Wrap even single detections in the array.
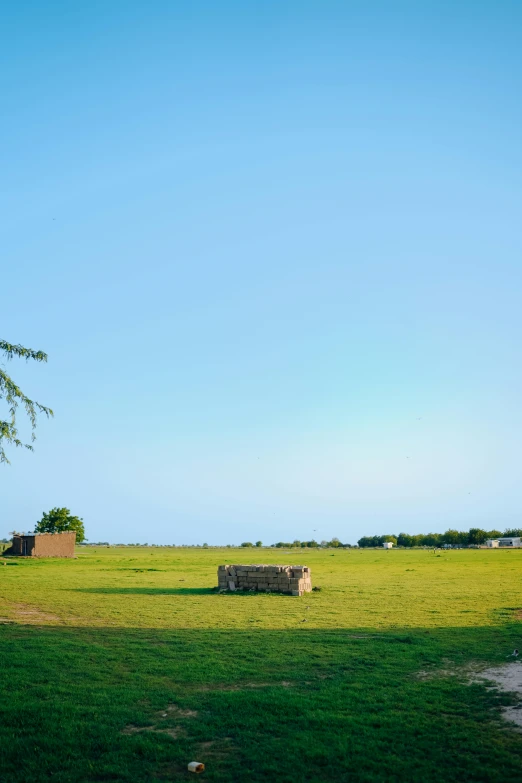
[
  {"xmin": 1, "ymin": 624, "xmax": 522, "ymax": 783},
  {"xmin": 72, "ymin": 587, "xmax": 307, "ymax": 598},
  {"xmin": 72, "ymin": 587, "xmax": 216, "ymax": 595}
]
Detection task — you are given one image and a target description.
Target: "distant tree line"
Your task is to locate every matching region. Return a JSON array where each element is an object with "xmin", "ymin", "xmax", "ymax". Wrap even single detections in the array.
[
  {"xmin": 357, "ymin": 528, "xmax": 522, "ymax": 548},
  {"xmin": 270, "ymin": 538, "xmax": 351, "ymax": 548}
]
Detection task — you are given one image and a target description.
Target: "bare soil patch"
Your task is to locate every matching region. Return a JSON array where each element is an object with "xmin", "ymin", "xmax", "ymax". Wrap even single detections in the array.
[
  {"xmin": 158, "ymin": 704, "xmax": 198, "ymax": 718},
  {"xmin": 193, "ymin": 680, "xmax": 295, "ymax": 692},
  {"xmin": 418, "ymin": 661, "xmax": 522, "ymax": 729},
  {"xmin": 471, "ymin": 663, "xmax": 522, "ymax": 729},
  {"xmin": 121, "ymin": 724, "xmax": 186, "ymax": 739},
  {"xmin": 123, "ymin": 702, "xmax": 198, "ymax": 738},
  {"xmin": 7, "ymin": 602, "xmax": 62, "ymax": 624}
]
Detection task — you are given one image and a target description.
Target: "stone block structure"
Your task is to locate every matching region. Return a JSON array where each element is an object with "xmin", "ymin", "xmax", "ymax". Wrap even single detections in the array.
[
  {"xmin": 218, "ymin": 564, "xmax": 312, "ymax": 596},
  {"xmin": 9, "ymin": 532, "xmax": 76, "ymax": 558}
]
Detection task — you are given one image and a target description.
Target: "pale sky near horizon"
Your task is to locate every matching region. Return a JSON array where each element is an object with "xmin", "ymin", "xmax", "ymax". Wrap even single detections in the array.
[{"xmin": 2, "ymin": 1, "xmax": 522, "ymax": 544}]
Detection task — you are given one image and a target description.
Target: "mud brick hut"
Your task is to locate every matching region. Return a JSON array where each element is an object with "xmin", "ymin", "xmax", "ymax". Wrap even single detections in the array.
[
  {"xmin": 218, "ymin": 564, "xmax": 312, "ymax": 596},
  {"xmin": 9, "ymin": 531, "xmax": 76, "ymax": 558}
]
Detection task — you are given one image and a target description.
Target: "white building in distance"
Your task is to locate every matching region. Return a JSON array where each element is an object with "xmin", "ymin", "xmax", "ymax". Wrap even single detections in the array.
[
  {"xmin": 486, "ymin": 537, "xmax": 521, "ymax": 548},
  {"xmin": 383, "ymin": 542, "xmax": 393, "ymax": 549}
]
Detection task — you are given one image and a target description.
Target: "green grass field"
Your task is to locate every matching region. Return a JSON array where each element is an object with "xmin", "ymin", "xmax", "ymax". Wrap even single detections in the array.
[{"xmin": 1, "ymin": 547, "xmax": 522, "ymax": 782}]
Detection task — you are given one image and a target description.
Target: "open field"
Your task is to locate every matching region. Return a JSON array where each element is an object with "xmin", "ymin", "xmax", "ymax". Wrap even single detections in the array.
[{"xmin": 1, "ymin": 547, "xmax": 522, "ymax": 782}]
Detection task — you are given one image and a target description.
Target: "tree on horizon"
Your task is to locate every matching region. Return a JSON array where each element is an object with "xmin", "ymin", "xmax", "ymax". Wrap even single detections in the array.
[{"xmin": 35, "ymin": 507, "xmax": 86, "ymax": 543}]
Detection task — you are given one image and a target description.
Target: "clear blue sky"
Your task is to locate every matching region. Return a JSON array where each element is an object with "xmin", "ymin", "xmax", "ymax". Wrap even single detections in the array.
[{"xmin": 2, "ymin": 1, "xmax": 521, "ymax": 544}]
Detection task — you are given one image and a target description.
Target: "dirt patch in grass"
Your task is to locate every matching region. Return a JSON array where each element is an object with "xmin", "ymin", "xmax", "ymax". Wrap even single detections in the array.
[
  {"xmin": 416, "ymin": 659, "xmax": 481, "ymax": 680},
  {"xmin": 121, "ymin": 724, "xmax": 187, "ymax": 739},
  {"xmin": 418, "ymin": 661, "xmax": 522, "ymax": 730},
  {"xmin": 157, "ymin": 704, "xmax": 198, "ymax": 718},
  {"xmin": 471, "ymin": 663, "xmax": 522, "ymax": 729},
  {"xmin": 123, "ymin": 703, "xmax": 198, "ymax": 738},
  {"xmin": 7, "ymin": 602, "xmax": 62, "ymax": 624},
  {"xmin": 193, "ymin": 680, "xmax": 295, "ymax": 692}
]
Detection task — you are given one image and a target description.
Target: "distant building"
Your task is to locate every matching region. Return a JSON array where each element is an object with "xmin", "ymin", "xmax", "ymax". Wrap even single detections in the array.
[
  {"xmin": 383, "ymin": 542, "xmax": 393, "ymax": 549},
  {"xmin": 486, "ymin": 537, "xmax": 521, "ymax": 548},
  {"xmin": 9, "ymin": 531, "xmax": 76, "ymax": 558}
]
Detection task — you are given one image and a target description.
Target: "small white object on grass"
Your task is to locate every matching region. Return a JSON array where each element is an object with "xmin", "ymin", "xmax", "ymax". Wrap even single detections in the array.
[
  {"xmin": 188, "ymin": 761, "xmax": 205, "ymax": 773},
  {"xmin": 508, "ymin": 649, "xmax": 519, "ymax": 658}
]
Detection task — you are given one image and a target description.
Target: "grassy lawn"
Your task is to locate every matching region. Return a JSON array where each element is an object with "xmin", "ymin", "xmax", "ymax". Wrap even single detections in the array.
[{"xmin": 1, "ymin": 547, "xmax": 522, "ymax": 782}]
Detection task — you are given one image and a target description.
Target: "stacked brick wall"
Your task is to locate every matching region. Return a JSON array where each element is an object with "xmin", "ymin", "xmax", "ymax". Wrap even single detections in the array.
[{"xmin": 218, "ymin": 564, "xmax": 312, "ymax": 596}]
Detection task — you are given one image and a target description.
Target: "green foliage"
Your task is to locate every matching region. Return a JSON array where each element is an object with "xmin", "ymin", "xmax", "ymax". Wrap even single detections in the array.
[
  {"xmin": 357, "ymin": 535, "xmax": 390, "ymax": 548},
  {"xmin": 440, "ymin": 529, "xmax": 462, "ymax": 546},
  {"xmin": 359, "ymin": 528, "xmax": 507, "ymax": 547},
  {"xmin": 0, "ymin": 339, "xmax": 53, "ymax": 464},
  {"xmin": 273, "ymin": 538, "xmax": 335, "ymax": 548},
  {"xmin": 468, "ymin": 528, "xmax": 488, "ymax": 545},
  {"xmin": 240, "ymin": 541, "xmax": 253, "ymax": 547},
  {"xmin": 255, "ymin": 540, "xmax": 262, "ymax": 547},
  {"xmin": 35, "ymin": 507, "xmax": 86, "ymax": 543}
]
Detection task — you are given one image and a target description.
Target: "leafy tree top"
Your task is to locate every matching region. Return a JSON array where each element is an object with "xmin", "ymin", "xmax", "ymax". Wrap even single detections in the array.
[
  {"xmin": 0, "ymin": 339, "xmax": 53, "ymax": 464},
  {"xmin": 35, "ymin": 507, "xmax": 86, "ymax": 544}
]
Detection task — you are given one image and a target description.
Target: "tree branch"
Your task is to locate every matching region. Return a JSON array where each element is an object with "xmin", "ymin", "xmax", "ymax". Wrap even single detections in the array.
[{"xmin": 0, "ymin": 339, "xmax": 53, "ymax": 464}]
